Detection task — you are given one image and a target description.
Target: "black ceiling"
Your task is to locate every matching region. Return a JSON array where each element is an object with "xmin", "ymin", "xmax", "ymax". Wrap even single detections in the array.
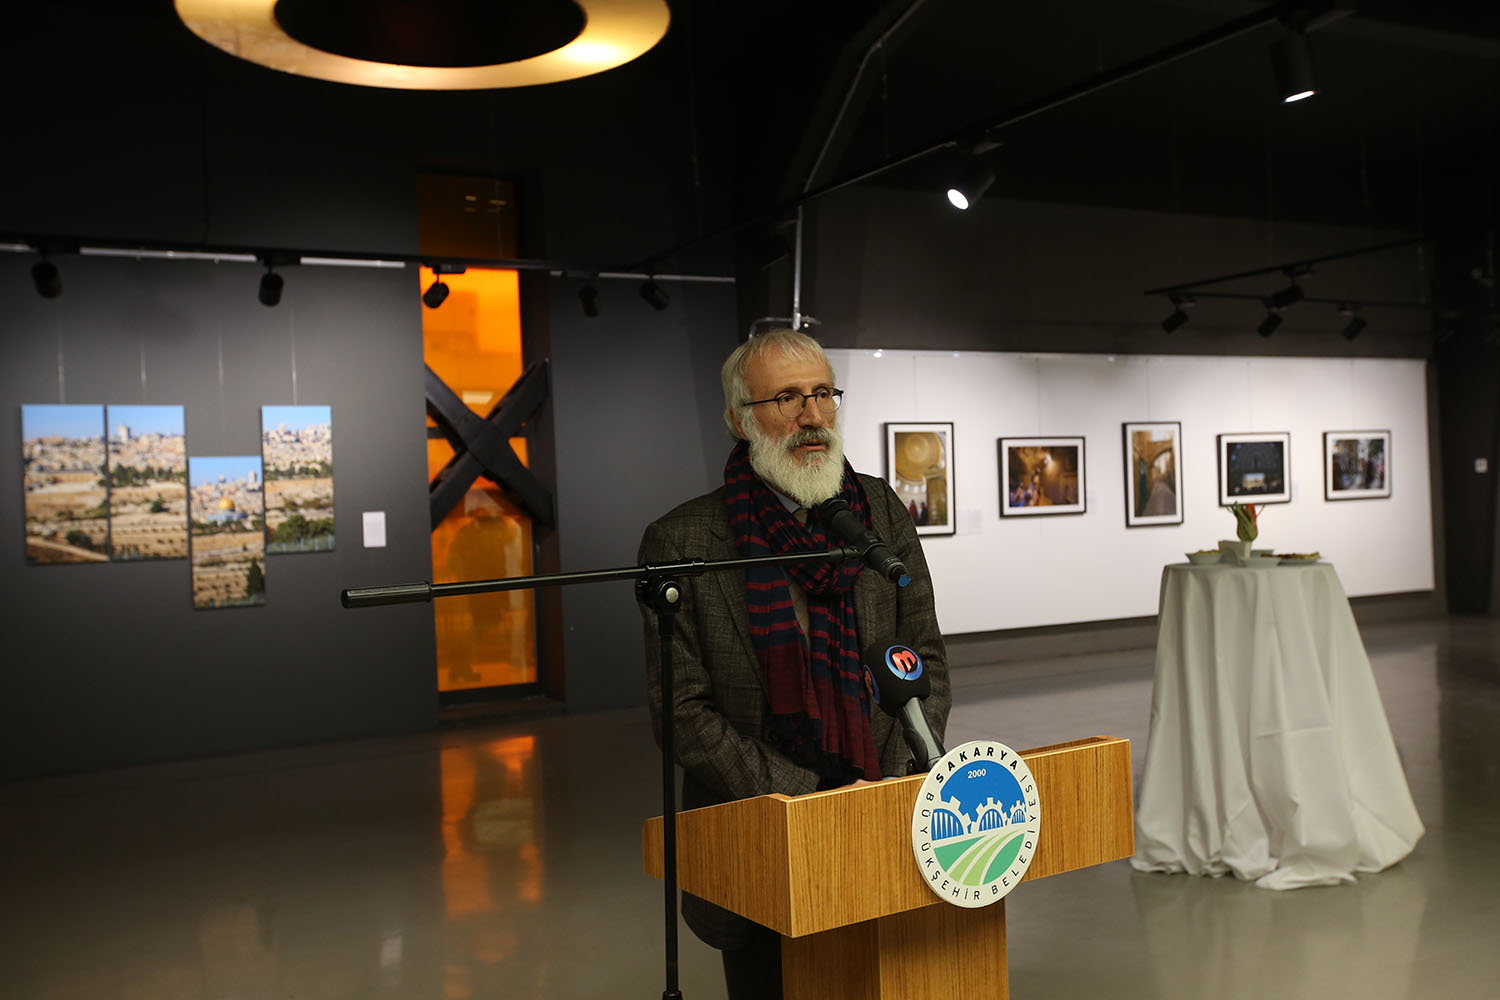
[
  {"xmin": 677, "ymin": 0, "xmax": 1500, "ymax": 232},
  {"xmin": 13, "ymin": 1, "xmax": 1500, "ymax": 239}
]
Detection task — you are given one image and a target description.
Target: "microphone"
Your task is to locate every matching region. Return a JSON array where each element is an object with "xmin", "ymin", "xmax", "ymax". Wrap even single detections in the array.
[
  {"xmin": 862, "ymin": 642, "xmax": 945, "ymax": 771},
  {"xmin": 811, "ymin": 497, "xmax": 910, "ymax": 587}
]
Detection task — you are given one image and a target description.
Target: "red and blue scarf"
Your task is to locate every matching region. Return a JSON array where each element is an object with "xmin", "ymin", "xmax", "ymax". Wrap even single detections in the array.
[{"xmin": 724, "ymin": 440, "xmax": 882, "ymax": 787}]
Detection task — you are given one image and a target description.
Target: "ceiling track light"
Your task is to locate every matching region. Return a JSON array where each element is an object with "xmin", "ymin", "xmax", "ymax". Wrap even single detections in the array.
[
  {"xmin": 578, "ymin": 282, "xmax": 599, "ymax": 318},
  {"xmin": 1161, "ymin": 291, "xmax": 1196, "ymax": 333},
  {"xmin": 1269, "ymin": 283, "xmax": 1305, "ymax": 309},
  {"xmin": 31, "ymin": 257, "xmax": 62, "ymax": 299},
  {"xmin": 1258, "ymin": 309, "xmax": 1283, "ymax": 338},
  {"xmin": 28, "ymin": 238, "xmax": 76, "ymax": 299},
  {"xmin": 639, "ymin": 277, "xmax": 669, "ymax": 311},
  {"xmin": 1271, "ymin": 30, "xmax": 1315, "ymax": 104},
  {"xmin": 258, "ymin": 268, "xmax": 283, "ymax": 307},
  {"xmin": 422, "ymin": 262, "xmax": 467, "ymax": 309},
  {"xmin": 947, "ymin": 162, "xmax": 996, "ymax": 211},
  {"xmin": 1338, "ymin": 303, "xmax": 1366, "ymax": 341},
  {"xmin": 256, "ymin": 253, "xmax": 298, "ymax": 307}
]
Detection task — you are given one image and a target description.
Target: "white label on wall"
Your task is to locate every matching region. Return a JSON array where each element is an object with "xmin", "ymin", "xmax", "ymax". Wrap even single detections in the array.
[
  {"xmin": 961, "ymin": 508, "xmax": 983, "ymax": 534},
  {"xmin": 362, "ymin": 510, "xmax": 387, "ymax": 548},
  {"xmin": 1477, "ymin": 458, "xmax": 1490, "ymax": 474}
]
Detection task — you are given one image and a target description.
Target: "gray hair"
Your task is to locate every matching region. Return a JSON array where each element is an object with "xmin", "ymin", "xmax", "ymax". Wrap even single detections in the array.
[{"xmin": 720, "ymin": 328, "xmax": 834, "ymax": 439}]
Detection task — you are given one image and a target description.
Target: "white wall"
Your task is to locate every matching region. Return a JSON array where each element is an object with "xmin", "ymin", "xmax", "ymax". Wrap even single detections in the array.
[{"xmin": 828, "ymin": 349, "xmax": 1435, "ymax": 635}]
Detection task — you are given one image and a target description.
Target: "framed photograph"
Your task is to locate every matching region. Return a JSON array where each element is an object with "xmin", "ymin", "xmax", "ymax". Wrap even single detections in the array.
[
  {"xmin": 999, "ymin": 436, "xmax": 1086, "ymax": 516},
  {"xmin": 262, "ymin": 404, "xmax": 335, "ymax": 553},
  {"xmin": 1217, "ymin": 432, "xmax": 1291, "ymax": 506},
  {"xmin": 189, "ymin": 455, "xmax": 267, "ymax": 609},
  {"xmin": 1324, "ymin": 430, "xmax": 1391, "ymax": 500},
  {"xmin": 21, "ymin": 404, "xmax": 108, "ymax": 564},
  {"xmin": 106, "ymin": 404, "xmax": 188, "ymax": 561},
  {"xmin": 1122, "ymin": 421, "xmax": 1183, "ymax": 527},
  {"xmin": 885, "ymin": 422, "xmax": 955, "ymax": 536}
]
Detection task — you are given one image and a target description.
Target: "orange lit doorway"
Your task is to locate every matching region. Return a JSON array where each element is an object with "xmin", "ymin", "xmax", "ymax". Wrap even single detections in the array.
[{"xmin": 422, "ymin": 265, "xmax": 539, "ymax": 699}]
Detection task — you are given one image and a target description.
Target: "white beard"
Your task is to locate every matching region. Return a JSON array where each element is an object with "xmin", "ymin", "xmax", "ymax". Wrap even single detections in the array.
[{"xmin": 744, "ymin": 419, "xmax": 847, "ymax": 507}]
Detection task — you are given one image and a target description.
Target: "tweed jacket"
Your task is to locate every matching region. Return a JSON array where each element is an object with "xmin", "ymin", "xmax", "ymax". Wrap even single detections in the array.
[{"xmin": 638, "ymin": 471, "xmax": 951, "ymax": 949}]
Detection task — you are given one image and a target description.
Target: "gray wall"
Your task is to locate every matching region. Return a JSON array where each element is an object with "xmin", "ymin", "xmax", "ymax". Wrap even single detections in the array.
[
  {"xmin": 1, "ymin": 255, "xmax": 436, "ymax": 779},
  {"xmin": 0, "ymin": 4, "xmax": 740, "ymax": 776},
  {"xmin": 548, "ymin": 280, "xmax": 739, "ymax": 712}
]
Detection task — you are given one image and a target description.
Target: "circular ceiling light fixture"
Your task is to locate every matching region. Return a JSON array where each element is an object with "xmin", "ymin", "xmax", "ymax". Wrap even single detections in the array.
[{"xmin": 175, "ymin": 0, "xmax": 671, "ymax": 90}]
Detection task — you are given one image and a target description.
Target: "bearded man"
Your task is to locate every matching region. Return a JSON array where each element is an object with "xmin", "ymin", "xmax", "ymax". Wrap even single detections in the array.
[{"xmin": 637, "ymin": 328, "xmax": 950, "ymax": 1000}]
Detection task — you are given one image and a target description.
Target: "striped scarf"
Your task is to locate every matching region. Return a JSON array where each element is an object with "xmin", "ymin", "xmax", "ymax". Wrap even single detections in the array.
[{"xmin": 724, "ymin": 440, "xmax": 882, "ymax": 787}]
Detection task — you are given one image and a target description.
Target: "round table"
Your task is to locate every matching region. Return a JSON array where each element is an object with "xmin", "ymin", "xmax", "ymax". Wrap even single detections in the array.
[{"xmin": 1131, "ymin": 562, "xmax": 1424, "ymax": 889}]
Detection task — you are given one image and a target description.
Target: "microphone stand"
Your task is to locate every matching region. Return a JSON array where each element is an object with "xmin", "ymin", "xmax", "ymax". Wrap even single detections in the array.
[{"xmin": 341, "ymin": 544, "xmax": 866, "ymax": 1000}]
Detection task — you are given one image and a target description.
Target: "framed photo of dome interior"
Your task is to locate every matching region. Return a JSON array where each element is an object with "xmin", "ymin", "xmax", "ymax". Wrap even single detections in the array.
[
  {"xmin": 1217, "ymin": 431, "xmax": 1291, "ymax": 506},
  {"xmin": 884, "ymin": 422, "xmax": 955, "ymax": 536}
]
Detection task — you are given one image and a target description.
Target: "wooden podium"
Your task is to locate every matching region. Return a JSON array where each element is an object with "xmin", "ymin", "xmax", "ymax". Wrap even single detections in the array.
[{"xmin": 644, "ymin": 735, "xmax": 1133, "ymax": 999}]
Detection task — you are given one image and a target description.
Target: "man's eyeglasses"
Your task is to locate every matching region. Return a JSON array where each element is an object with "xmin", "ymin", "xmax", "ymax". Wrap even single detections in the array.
[{"xmin": 744, "ymin": 387, "xmax": 843, "ymax": 419}]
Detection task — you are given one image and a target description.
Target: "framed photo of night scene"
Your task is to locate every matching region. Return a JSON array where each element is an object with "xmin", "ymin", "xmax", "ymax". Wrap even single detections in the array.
[
  {"xmin": 1217, "ymin": 431, "xmax": 1291, "ymax": 506},
  {"xmin": 1324, "ymin": 429, "xmax": 1391, "ymax": 500},
  {"xmin": 999, "ymin": 436, "xmax": 1086, "ymax": 517},
  {"xmin": 884, "ymin": 422, "xmax": 955, "ymax": 536},
  {"xmin": 1122, "ymin": 421, "xmax": 1183, "ymax": 527}
]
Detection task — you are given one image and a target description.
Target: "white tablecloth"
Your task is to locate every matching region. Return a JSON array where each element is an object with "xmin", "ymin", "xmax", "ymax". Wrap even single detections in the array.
[{"xmin": 1132, "ymin": 562, "xmax": 1424, "ymax": 889}]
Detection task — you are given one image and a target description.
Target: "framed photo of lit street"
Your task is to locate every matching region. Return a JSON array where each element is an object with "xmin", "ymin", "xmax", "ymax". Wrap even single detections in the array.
[
  {"xmin": 1324, "ymin": 429, "xmax": 1391, "ymax": 500},
  {"xmin": 1122, "ymin": 421, "xmax": 1183, "ymax": 527},
  {"xmin": 999, "ymin": 436, "xmax": 1086, "ymax": 517},
  {"xmin": 1217, "ymin": 431, "xmax": 1291, "ymax": 506},
  {"xmin": 884, "ymin": 422, "xmax": 955, "ymax": 536}
]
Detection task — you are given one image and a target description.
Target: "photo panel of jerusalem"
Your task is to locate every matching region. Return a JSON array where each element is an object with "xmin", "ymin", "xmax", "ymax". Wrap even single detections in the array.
[
  {"xmin": 22, "ymin": 404, "xmax": 109, "ymax": 564},
  {"xmin": 189, "ymin": 455, "xmax": 266, "ymax": 609},
  {"xmin": 262, "ymin": 405, "xmax": 334, "ymax": 554}
]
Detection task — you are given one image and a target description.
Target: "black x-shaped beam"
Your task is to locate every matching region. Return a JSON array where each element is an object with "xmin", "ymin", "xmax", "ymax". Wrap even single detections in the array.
[{"xmin": 426, "ymin": 360, "xmax": 555, "ymax": 530}]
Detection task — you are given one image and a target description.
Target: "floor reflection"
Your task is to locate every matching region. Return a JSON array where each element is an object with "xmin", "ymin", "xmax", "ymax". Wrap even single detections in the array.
[
  {"xmin": 1, "ymin": 617, "xmax": 1496, "ymax": 1000},
  {"xmin": 1131, "ymin": 865, "xmax": 1427, "ymax": 1000},
  {"xmin": 440, "ymin": 734, "xmax": 543, "ymax": 997}
]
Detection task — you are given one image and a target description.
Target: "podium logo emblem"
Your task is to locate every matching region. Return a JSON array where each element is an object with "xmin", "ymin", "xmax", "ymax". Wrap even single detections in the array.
[{"xmin": 910, "ymin": 740, "xmax": 1041, "ymax": 908}]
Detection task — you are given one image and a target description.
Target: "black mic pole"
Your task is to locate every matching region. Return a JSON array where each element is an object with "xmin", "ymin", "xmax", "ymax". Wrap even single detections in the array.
[{"xmin": 342, "ymin": 544, "xmax": 867, "ymax": 1000}]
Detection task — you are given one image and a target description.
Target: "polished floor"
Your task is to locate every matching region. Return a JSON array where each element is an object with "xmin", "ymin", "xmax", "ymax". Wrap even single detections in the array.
[{"xmin": 2, "ymin": 616, "xmax": 1497, "ymax": 1000}]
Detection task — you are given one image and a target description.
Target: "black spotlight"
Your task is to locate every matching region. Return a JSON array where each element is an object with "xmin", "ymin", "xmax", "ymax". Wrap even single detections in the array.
[
  {"xmin": 423, "ymin": 278, "xmax": 450, "ymax": 309},
  {"xmin": 946, "ymin": 162, "xmax": 996, "ymax": 210},
  {"xmin": 1271, "ymin": 31, "xmax": 1315, "ymax": 103},
  {"xmin": 31, "ymin": 258, "xmax": 62, "ymax": 299},
  {"xmin": 1338, "ymin": 304, "xmax": 1366, "ymax": 341},
  {"xmin": 422, "ymin": 263, "xmax": 466, "ymax": 309},
  {"xmin": 1258, "ymin": 310, "xmax": 1283, "ymax": 338},
  {"xmin": 639, "ymin": 278, "xmax": 669, "ymax": 311},
  {"xmin": 258, "ymin": 268, "xmax": 283, "ymax": 307},
  {"xmin": 579, "ymin": 283, "xmax": 599, "ymax": 318},
  {"xmin": 1161, "ymin": 292, "xmax": 1195, "ymax": 333},
  {"xmin": 1268, "ymin": 283, "xmax": 1304, "ymax": 309}
]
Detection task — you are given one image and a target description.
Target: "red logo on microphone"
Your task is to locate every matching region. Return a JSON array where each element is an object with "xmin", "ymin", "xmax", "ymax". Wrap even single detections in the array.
[{"xmin": 886, "ymin": 645, "xmax": 922, "ymax": 680}]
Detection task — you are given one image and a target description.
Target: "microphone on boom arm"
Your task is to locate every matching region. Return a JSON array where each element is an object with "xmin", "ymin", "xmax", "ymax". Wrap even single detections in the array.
[{"xmin": 811, "ymin": 497, "xmax": 910, "ymax": 587}]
